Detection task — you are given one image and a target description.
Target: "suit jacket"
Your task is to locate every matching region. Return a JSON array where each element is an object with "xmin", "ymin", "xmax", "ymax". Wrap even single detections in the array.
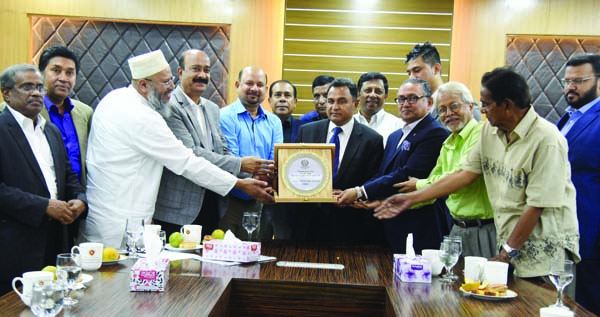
[
  {"xmin": 293, "ymin": 119, "xmax": 385, "ymax": 245},
  {"xmin": 0, "ymin": 99, "xmax": 93, "ymax": 188},
  {"xmin": 557, "ymin": 100, "xmax": 600, "ymax": 259},
  {"xmin": 154, "ymin": 86, "xmax": 242, "ymax": 225},
  {"xmin": 285, "ymin": 116, "xmax": 305, "ymax": 143},
  {"xmin": 0, "ymin": 109, "xmax": 85, "ymax": 289},
  {"xmin": 363, "ymin": 114, "xmax": 450, "ymax": 253}
]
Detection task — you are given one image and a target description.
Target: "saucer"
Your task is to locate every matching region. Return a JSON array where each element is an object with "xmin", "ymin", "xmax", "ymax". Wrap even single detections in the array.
[
  {"xmin": 165, "ymin": 244, "xmax": 202, "ymax": 253},
  {"xmin": 460, "ymin": 287, "xmax": 518, "ymax": 301},
  {"xmin": 102, "ymin": 254, "xmax": 128, "ymax": 266}
]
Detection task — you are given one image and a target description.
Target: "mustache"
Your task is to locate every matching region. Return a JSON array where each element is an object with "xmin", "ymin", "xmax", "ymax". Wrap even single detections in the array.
[{"xmin": 193, "ymin": 77, "xmax": 209, "ymax": 85}]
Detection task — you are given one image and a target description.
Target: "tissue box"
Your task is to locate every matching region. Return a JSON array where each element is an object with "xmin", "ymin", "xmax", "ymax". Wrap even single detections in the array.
[
  {"xmin": 203, "ymin": 240, "xmax": 261, "ymax": 262},
  {"xmin": 393, "ymin": 254, "xmax": 432, "ymax": 284},
  {"xmin": 130, "ymin": 257, "xmax": 170, "ymax": 292}
]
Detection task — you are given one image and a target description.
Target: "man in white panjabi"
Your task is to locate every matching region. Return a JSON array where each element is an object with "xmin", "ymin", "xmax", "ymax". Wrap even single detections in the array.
[{"xmin": 79, "ymin": 50, "xmax": 274, "ymax": 247}]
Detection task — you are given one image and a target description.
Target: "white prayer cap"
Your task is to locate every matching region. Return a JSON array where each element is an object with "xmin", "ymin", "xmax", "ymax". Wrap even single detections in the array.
[{"xmin": 128, "ymin": 50, "xmax": 169, "ymax": 79}]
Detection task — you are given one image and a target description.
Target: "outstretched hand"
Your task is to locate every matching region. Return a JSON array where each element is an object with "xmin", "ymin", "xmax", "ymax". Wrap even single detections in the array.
[
  {"xmin": 373, "ymin": 194, "xmax": 413, "ymax": 219},
  {"xmin": 235, "ymin": 178, "xmax": 275, "ymax": 205},
  {"xmin": 394, "ymin": 176, "xmax": 418, "ymax": 193}
]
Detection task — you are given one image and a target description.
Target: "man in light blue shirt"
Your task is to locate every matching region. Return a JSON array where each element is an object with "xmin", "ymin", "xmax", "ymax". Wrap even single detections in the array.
[{"xmin": 220, "ymin": 66, "xmax": 283, "ymax": 239}]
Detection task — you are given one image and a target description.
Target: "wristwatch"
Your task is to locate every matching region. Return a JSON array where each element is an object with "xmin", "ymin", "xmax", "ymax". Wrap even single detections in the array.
[{"xmin": 502, "ymin": 243, "xmax": 521, "ymax": 259}]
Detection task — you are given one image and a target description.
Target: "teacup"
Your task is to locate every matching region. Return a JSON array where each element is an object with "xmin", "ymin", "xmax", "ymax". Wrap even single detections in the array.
[
  {"xmin": 71, "ymin": 242, "xmax": 103, "ymax": 271},
  {"xmin": 421, "ymin": 249, "xmax": 443, "ymax": 276},
  {"xmin": 464, "ymin": 256, "xmax": 487, "ymax": 281},
  {"xmin": 180, "ymin": 224, "xmax": 202, "ymax": 244},
  {"xmin": 483, "ymin": 261, "xmax": 509, "ymax": 284},
  {"xmin": 12, "ymin": 271, "xmax": 54, "ymax": 306}
]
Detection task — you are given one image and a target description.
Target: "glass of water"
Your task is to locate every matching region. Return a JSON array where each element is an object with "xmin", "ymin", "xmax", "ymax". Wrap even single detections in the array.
[
  {"xmin": 56, "ymin": 253, "xmax": 81, "ymax": 306},
  {"xmin": 126, "ymin": 217, "xmax": 145, "ymax": 258},
  {"xmin": 30, "ymin": 282, "xmax": 65, "ymax": 317},
  {"xmin": 548, "ymin": 259, "xmax": 574, "ymax": 309},
  {"xmin": 443, "ymin": 235, "xmax": 462, "ymax": 281},
  {"xmin": 439, "ymin": 240, "xmax": 461, "ymax": 283},
  {"xmin": 242, "ymin": 212, "xmax": 260, "ymax": 241}
]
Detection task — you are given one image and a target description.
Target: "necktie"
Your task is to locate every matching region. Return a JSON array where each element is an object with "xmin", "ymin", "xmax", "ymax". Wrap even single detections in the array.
[{"xmin": 330, "ymin": 127, "xmax": 342, "ymax": 179}]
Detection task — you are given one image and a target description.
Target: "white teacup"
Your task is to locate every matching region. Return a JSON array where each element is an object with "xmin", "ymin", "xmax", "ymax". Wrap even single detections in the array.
[
  {"xmin": 145, "ymin": 224, "xmax": 161, "ymax": 236},
  {"xmin": 12, "ymin": 271, "xmax": 54, "ymax": 306},
  {"xmin": 464, "ymin": 256, "xmax": 487, "ymax": 281},
  {"xmin": 483, "ymin": 261, "xmax": 509, "ymax": 285},
  {"xmin": 71, "ymin": 242, "xmax": 104, "ymax": 271},
  {"xmin": 180, "ymin": 224, "xmax": 202, "ymax": 244},
  {"xmin": 421, "ymin": 249, "xmax": 443, "ymax": 276}
]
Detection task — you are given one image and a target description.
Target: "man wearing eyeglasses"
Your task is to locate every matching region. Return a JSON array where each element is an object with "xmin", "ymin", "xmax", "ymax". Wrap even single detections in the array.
[
  {"xmin": 0, "ymin": 64, "xmax": 86, "ymax": 295},
  {"xmin": 558, "ymin": 54, "xmax": 600, "ymax": 315},
  {"xmin": 336, "ymin": 78, "xmax": 449, "ymax": 253},
  {"xmin": 394, "ymin": 82, "xmax": 496, "ymax": 258},
  {"xmin": 79, "ymin": 51, "xmax": 274, "ymax": 248},
  {"xmin": 153, "ymin": 49, "xmax": 273, "ymax": 237},
  {"xmin": 374, "ymin": 67, "xmax": 579, "ymax": 283}
]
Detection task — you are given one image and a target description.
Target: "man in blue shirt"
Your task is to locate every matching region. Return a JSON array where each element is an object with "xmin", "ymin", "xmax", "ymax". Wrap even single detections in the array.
[
  {"xmin": 299, "ymin": 75, "xmax": 334, "ymax": 123},
  {"xmin": 38, "ymin": 46, "xmax": 93, "ymax": 187},
  {"xmin": 220, "ymin": 66, "xmax": 283, "ymax": 239}
]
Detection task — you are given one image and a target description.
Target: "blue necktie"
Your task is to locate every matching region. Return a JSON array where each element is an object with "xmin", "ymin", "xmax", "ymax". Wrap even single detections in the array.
[{"xmin": 330, "ymin": 127, "xmax": 342, "ymax": 179}]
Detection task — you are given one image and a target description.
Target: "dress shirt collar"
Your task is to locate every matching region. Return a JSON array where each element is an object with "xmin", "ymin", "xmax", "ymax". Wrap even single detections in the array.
[
  {"xmin": 403, "ymin": 114, "xmax": 427, "ymax": 135},
  {"xmin": 328, "ymin": 117, "xmax": 355, "ymax": 135},
  {"xmin": 182, "ymin": 89, "xmax": 203, "ymax": 107},
  {"xmin": 6, "ymin": 104, "xmax": 47, "ymax": 131},
  {"xmin": 231, "ymin": 98, "xmax": 266, "ymax": 119},
  {"xmin": 496, "ymin": 106, "xmax": 537, "ymax": 145},
  {"xmin": 566, "ymin": 96, "xmax": 600, "ymax": 115},
  {"xmin": 356, "ymin": 108, "xmax": 388, "ymax": 125},
  {"xmin": 44, "ymin": 95, "xmax": 74, "ymax": 115}
]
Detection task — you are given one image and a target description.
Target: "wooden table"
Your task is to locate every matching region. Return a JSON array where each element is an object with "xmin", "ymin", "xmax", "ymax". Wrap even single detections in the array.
[{"xmin": 0, "ymin": 241, "xmax": 594, "ymax": 316}]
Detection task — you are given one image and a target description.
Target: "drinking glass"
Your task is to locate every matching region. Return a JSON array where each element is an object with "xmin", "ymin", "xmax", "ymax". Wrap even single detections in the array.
[
  {"xmin": 242, "ymin": 212, "xmax": 259, "ymax": 241},
  {"xmin": 443, "ymin": 235, "xmax": 463, "ymax": 281},
  {"xmin": 126, "ymin": 217, "xmax": 145, "ymax": 258},
  {"xmin": 56, "ymin": 253, "xmax": 81, "ymax": 306},
  {"xmin": 439, "ymin": 240, "xmax": 461, "ymax": 283},
  {"xmin": 159, "ymin": 230, "xmax": 167, "ymax": 251},
  {"xmin": 30, "ymin": 282, "xmax": 65, "ymax": 317},
  {"xmin": 548, "ymin": 260, "xmax": 574, "ymax": 309}
]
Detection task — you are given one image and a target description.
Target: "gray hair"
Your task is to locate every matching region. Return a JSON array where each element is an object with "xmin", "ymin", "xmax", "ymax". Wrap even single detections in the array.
[
  {"xmin": 402, "ymin": 78, "xmax": 432, "ymax": 97},
  {"xmin": 0, "ymin": 64, "xmax": 41, "ymax": 90},
  {"xmin": 433, "ymin": 81, "xmax": 476, "ymax": 108}
]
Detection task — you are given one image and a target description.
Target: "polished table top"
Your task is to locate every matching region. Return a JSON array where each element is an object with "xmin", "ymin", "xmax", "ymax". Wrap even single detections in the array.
[{"xmin": 0, "ymin": 241, "xmax": 594, "ymax": 316}]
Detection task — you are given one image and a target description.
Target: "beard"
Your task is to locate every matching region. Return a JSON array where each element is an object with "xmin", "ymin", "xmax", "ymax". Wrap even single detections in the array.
[
  {"xmin": 565, "ymin": 82, "xmax": 598, "ymax": 109},
  {"xmin": 148, "ymin": 85, "xmax": 171, "ymax": 117}
]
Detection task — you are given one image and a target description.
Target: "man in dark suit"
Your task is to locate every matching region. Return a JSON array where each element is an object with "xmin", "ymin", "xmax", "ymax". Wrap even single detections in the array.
[
  {"xmin": 293, "ymin": 78, "xmax": 385, "ymax": 245},
  {"xmin": 337, "ymin": 78, "xmax": 449, "ymax": 253},
  {"xmin": 260, "ymin": 80, "xmax": 305, "ymax": 239},
  {"xmin": 0, "ymin": 64, "xmax": 86, "ymax": 295},
  {"xmin": 154, "ymin": 49, "xmax": 271, "ymax": 236},
  {"xmin": 558, "ymin": 53, "xmax": 600, "ymax": 314}
]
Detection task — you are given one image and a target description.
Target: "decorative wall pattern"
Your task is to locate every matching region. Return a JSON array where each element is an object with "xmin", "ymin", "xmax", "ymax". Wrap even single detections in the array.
[
  {"xmin": 506, "ymin": 36, "xmax": 600, "ymax": 123},
  {"xmin": 30, "ymin": 16, "xmax": 230, "ymax": 108}
]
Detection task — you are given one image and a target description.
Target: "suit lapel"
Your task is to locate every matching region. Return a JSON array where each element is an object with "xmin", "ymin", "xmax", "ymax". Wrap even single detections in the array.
[
  {"xmin": 44, "ymin": 125, "xmax": 63, "ymax": 198},
  {"xmin": 565, "ymin": 102, "xmax": 600, "ymax": 143},
  {"xmin": 174, "ymin": 87, "xmax": 207, "ymax": 148},
  {"xmin": 337, "ymin": 120, "xmax": 361, "ymax": 176},
  {"xmin": 4, "ymin": 111, "xmax": 48, "ymax": 187},
  {"xmin": 383, "ymin": 115, "xmax": 433, "ymax": 172}
]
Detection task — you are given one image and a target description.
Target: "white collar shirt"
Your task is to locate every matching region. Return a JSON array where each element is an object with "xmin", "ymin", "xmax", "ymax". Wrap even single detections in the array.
[
  {"xmin": 184, "ymin": 92, "xmax": 213, "ymax": 151},
  {"xmin": 397, "ymin": 115, "xmax": 428, "ymax": 148},
  {"xmin": 327, "ymin": 118, "xmax": 354, "ymax": 168},
  {"xmin": 354, "ymin": 109, "xmax": 404, "ymax": 144}
]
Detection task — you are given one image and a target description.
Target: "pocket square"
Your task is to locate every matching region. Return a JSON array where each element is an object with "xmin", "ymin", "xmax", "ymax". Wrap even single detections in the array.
[{"xmin": 400, "ymin": 140, "xmax": 411, "ymax": 151}]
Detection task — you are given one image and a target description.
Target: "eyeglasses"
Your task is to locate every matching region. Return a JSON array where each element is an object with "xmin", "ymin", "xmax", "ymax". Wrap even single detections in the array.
[
  {"xmin": 560, "ymin": 77, "xmax": 594, "ymax": 86},
  {"xmin": 13, "ymin": 83, "xmax": 46, "ymax": 94},
  {"xmin": 144, "ymin": 76, "xmax": 175, "ymax": 86},
  {"xmin": 438, "ymin": 102, "xmax": 463, "ymax": 115},
  {"xmin": 395, "ymin": 95, "xmax": 427, "ymax": 105}
]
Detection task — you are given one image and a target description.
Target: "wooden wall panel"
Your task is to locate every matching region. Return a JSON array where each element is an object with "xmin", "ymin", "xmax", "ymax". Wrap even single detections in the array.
[{"xmin": 283, "ymin": 0, "xmax": 454, "ymax": 115}]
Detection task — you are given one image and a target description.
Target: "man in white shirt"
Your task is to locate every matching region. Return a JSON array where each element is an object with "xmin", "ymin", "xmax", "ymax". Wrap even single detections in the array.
[
  {"xmin": 79, "ymin": 50, "xmax": 274, "ymax": 247},
  {"xmin": 0, "ymin": 64, "xmax": 86, "ymax": 294},
  {"xmin": 353, "ymin": 72, "xmax": 404, "ymax": 144}
]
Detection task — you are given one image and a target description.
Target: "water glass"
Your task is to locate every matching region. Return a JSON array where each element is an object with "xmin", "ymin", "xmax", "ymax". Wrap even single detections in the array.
[
  {"xmin": 548, "ymin": 260, "xmax": 574, "ymax": 309},
  {"xmin": 159, "ymin": 230, "xmax": 167, "ymax": 250},
  {"xmin": 30, "ymin": 282, "xmax": 65, "ymax": 317},
  {"xmin": 126, "ymin": 217, "xmax": 145, "ymax": 258},
  {"xmin": 56, "ymin": 253, "xmax": 81, "ymax": 306},
  {"xmin": 443, "ymin": 235, "xmax": 462, "ymax": 281},
  {"xmin": 439, "ymin": 240, "xmax": 461, "ymax": 283},
  {"xmin": 242, "ymin": 212, "xmax": 259, "ymax": 241}
]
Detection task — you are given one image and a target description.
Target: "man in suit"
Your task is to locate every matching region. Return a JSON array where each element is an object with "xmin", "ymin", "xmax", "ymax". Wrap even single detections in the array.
[
  {"xmin": 154, "ymin": 49, "xmax": 271, "ymax": 236},
  {"xmin": 558, "ymin": 53, "xmax": 600, "ymax": 314},
  {"xmin": 259, "ymin": 79, "xmax": 305, "ymax": 240},
  {"xmin": 0, "ymin": 64, "xmax": 86, "ymax": 295},
  {"xmin": 337, "ymin": 78, "xmax": 449, "ymax": 253},
  {"xmin": 293, "ymin": 78, "xmax": 385, "ymax": 245}
]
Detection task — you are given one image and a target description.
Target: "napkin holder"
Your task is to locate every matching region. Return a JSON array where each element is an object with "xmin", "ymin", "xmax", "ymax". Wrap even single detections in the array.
[
  {"xmin": 203, "ymin": 240, "xmax": 261, "ymax": 262},
  {"xmin": 130, "ymin": 257, "xmax": 170, "ymax": 292}
]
